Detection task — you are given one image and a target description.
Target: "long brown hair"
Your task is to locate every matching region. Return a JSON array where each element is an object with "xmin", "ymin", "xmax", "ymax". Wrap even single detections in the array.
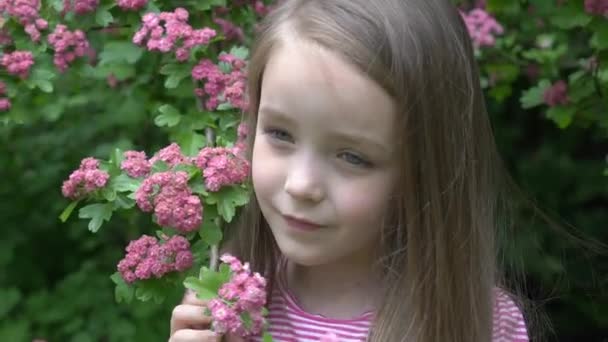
[{"xmin": 227, "ymin": 0, "xmax": 527, "ymax": 341}]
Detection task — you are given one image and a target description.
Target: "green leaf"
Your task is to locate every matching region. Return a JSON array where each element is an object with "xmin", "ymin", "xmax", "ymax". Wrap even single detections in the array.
[
  {"xmin": 78, "ymin": 203, "xmax": 113, "ymax": 232},
  {"xmin": 95, "ymin": 7, "xmax": 114, "ymax": 27},
  {"xmin": 174, "ymin": 163, "xmax": 201, "ymax": 179},
  {"xmin": 184, "ymin": 265, "xmax": 231, "ymax": 300},
  {"xmin": 134, "ymin": 279, "xmax": 166, "ymax": 304},
  {"xmin": 102, "ymin": 187, "xmax": 117, "ymax": 201},
  {"xmin": 520, "ymin": 79, "xmax": 551, "ymax": 109},
  {"xmin": 546, "ymin": 106, "xmax": 576, "ymax": 129},
  {"xmin": 59, "ymin": 200, "xmax": 79, "ymax": 222},
  {"xmin": 99, "ymin": 41, "xmax": 144, "ymax": 65},
  {"xmin": 155, "ymin": 104, "xmax": 182, "ymax": 127},
  {"xmin": 151, "ymin": 160, "xmax": 170, "ymax": 173},
  {"xmin": 26, "ymin": 67, "xmax": 56, "ymax": 93},
  {"xmin": 262, "ymin": 332, "xmax": 274, "ymax": 342},
  {"xmin": 241, "ymin": 311, "xmax": 253, "ymax": 329},
  {"xmin": 189, "ymin": 177, "xmax": 207, "ymax": 195},
  {"xmin": 0, "ymin": 288, "xmax": 21, "ymax": 319},
  {"xmin": 551, "ymin": 8, "xmax": 591, "ymax": 29},
  {"xmin": 229, "ymin": 46, "xmax": 249, "ymax": 60},
  {"xmin": 214, "ymin": 186, "xmax": 249, "ymax": 223},
  {"xmin": 590, "ymin": 21, "xmax": 608, "ymax": 49},
  {"xmin": 160, "ymin": 63, "xmax": 192, "ymax": 89},
  {"xmin": 114, "ymin": 193, "xmax": 136, "ymax": 209},
  {"xmin": 110, "ymin": 148, "xmax": 125, "ymax": 170},
  {"xmin": 111, "ymin": 174, "xmax": 142, "ymax": 192},
  {"xmin": 174, "ymin": 131, "xmax": 206, "ymax": 156},
  {"xmin": 110, "ymin": 272, "xmax": 134, "ymax": 304}
]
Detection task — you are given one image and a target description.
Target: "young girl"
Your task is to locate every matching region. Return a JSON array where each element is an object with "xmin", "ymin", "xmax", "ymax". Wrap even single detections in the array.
[{"xmin": 170, "ymin": 0, "xmax": 531, "ymax": 341}]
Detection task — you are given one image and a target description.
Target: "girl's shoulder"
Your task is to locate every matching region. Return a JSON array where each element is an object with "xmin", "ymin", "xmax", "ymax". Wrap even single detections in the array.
[{"xmin": 492, "ymin": 287, "xmax": 529, "ymax": 342}]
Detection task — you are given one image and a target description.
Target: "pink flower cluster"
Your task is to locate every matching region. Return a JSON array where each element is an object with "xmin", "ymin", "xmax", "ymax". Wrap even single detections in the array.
[
  {"xmin": 61, "ymin": 157, "xmax": 110, "ymax": 200},
  {"xmin": 47, "ymin": 24, "xmax": 90, "ymax": 72},
  {"xmin": 207, "ymin": 254, "xmax": 267, "ymax": 337},
  {"xmin": 117, "ymin": 235, "xmax": 193, "ymax": 284},
  {"xmin": 213, "ymin": 18, "xmax": 244, "ymax": 42},
  {"xmin": 192, "ymin": 53, "xmax": 247, "ymax": 111},
  {"xmin": 63, "ymin": 0, "xmax": 98, "ymax": 15},
  {"xmin": 1, "ymin": 50, "xmax": 34, "ymax": 79},
  {"xmin": 0, "ymin": 0, "xmax": 48, "ymax": 41},
  {"xmin": 585, "ymin": 0, "xmax": 608, "ymax": 16},
  {"xmin": 543, "ymin": 80, "xmax": 569, "ymax": 107},
  {"xmin": 116, "ymin": 0, "xmax": 147, "ymax": 11},
  {"xmin": 194, "ymin": 146, "xmax": 250, "ymax": 192},
  {"xmin": 135, "ymin": 171, "xmax": 203, "ymax": 232},
  {"xmin": 132, "ymin": 8, "xmax": 217, "ymax": 62},
  {"xmin": 0, "ymin": 82, "xmax": 10, "ymax": 112},
  {"xmin": 121, "ymin": 150, "xmax": 151, "ymax": 177},
  {"xmin": 149, "ymin": 143, "xmax": 189, "ymax": 167},
  {"xmin": 460, "ymin": 8, "xmax": 504, "ymax": 47},
  {"xmin": 232, "ymin": 122, "xmax": 249, "ymax": 156}
]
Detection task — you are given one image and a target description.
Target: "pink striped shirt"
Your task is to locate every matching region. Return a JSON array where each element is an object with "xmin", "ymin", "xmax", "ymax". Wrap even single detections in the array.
[{"xmin": 251, "ymin": 261, "xmax": 529, "ymax": 342}]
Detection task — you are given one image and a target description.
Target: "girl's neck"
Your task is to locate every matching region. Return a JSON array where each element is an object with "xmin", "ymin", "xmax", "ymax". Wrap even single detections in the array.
[{"xmin": 285, "ymin": 254, "xmax": 382, "ymax": 319}]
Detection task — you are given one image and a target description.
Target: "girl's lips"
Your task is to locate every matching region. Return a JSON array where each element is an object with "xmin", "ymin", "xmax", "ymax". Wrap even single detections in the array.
[{"xmin": 282, "ymin": 215, "xmax": 324, "ymax": 231}]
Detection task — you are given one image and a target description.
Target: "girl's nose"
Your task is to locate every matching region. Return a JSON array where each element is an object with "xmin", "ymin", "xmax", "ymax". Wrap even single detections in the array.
[{"xmin": 283, "ymin": 159, "xmax": 324, "ymax": 203}]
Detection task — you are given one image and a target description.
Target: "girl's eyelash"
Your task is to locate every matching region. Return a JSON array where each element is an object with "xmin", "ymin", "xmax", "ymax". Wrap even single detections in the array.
[
  {"xmin": 338, "ymin": 151, "xmax": 373, "ymax": 168},
  {"xmin": 264, "ymin": 127, "xmax": 293, "ymax": 142}
]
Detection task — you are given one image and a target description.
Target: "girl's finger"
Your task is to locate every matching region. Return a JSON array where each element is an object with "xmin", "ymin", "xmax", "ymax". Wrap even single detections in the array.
[
  {"xmin": 170, "ymin": 304, "xmax": 213, "ymax": 334},
  {"xmin": 182, "ymin": 289, "xmax": 208, "ymax": 306},
  {"xmin": 169, "ymin": 329, "xmax": 221, "ymax": 342}
]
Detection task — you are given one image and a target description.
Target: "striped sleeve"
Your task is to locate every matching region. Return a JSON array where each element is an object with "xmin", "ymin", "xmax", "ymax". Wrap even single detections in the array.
[{"xmin": 492, "ymin": 288, "xmax": 529, "ymax": 342}]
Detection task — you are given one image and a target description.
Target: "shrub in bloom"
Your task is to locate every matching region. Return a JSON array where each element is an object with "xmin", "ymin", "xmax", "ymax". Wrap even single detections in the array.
[
  {"xmin": 116, "ymin": 0, "xmax": 147, "ymax": 11},
  {"xmin": 0, "ymin": 81, "xmax": 9, "ymax": 112},
  {"xmin": 213, "ymin": 17, "xmax": 244, "ymax": 42},
  {"xmin": 61, "ymin": 157, "xmax": 110, "ymax": 200},
  {"xmin": 194, "ymin": 147, "xmax": 249, "ymax": 192},
  {"xmin": 132, "ymin": 8, "xmax": 217, "ymax": 62},
  {"xmin": 135, "ymin": 171, "xmax": 203, "ymax": 232},
  {"xmin": 121, "ymin": 150, "xmax": 151, "ymax": 178},
  {"xmin": 584, "ymin": 0, "xmax": 608, "ymax": 17},
  {"xmin": 460, "ymin": 8, "xmax": 504, "ymax": 47},
  {"xmin": 207, "ymin": 254, "xmax": 267, "ymax": 337},
  {"xmin": 117, "ymin": 235, "xmax": 194, "ymax": 284},
  {"xmin": 543, "ymin": 80, "xmax": 569, "ymax": 107},
  {"xmin": 232, "ymin": 122, "xmax": 249, "ymax": 156},
  {"xmin": 1, "ymin": 50, "xmax": 35, "ymax": 79},
  {"xmin": 47, "ymin": 24, "xmax": 90, "ymax": 72}
]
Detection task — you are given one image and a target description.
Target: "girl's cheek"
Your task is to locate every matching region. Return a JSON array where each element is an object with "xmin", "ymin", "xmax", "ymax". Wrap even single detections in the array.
[{"xmin": 251, "ymin": 139, "xmax": 285, "ymax": 194}]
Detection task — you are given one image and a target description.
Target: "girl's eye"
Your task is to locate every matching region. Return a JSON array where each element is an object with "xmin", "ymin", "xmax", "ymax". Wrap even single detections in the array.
[
  {"xmin": 338, "ymin": 151, "xmax": 372, "ymax": 168},
  {"xmin": 264, "ymin": 128, "xmax": 293, "ymax": 143}
]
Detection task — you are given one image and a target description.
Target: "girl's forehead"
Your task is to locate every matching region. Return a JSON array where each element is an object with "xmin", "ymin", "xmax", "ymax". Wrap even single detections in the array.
[{"xmin": 259, "ymin": 41, "xmax": 396, "ymax": 143}]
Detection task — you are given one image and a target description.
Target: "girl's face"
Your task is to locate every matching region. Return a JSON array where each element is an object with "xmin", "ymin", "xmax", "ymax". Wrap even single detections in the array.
[{"xmin": 252, "ymin": 39, "xmax": 398, "ymax": 267}]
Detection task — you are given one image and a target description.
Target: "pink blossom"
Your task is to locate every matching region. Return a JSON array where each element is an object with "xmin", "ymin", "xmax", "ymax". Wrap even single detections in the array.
[
  {"xmin": 460, "ymin": 8, "xmax": 504, "ymax": 47},
  {"xmin": 132, "ymin": 8, "xmax": 216, "ymax": 61},
  {"xmin": 194, "ymin": 147, "xmax": 249, "ymax": 191},
  {"xmin": 47, "ymin": 25, "xmax": 90, "ymax": 72},
  {"xmin": 207, "ymin": 254, "xmax": 268, "ymax": 337},
  {"xmin": 0, "ymin": 98, "xmax": 11, "ymax": 111},
  {"xmin": 1, "ymin": 50, "xmax": 35, "ymax": 79},
  {"xmin": 1, "ymin": 0, "xmax": 47, "ymax": 42},
  {"xmin": 117, "ymin": 235, "xmax": 194, "ymax": 283},
  {"xmin": 149, "ymin": 143, "xmax": 188, "ymax": 167},
  {"xmin": 213, "ymin": 18, "xmax": 244, "ymax": 42},
  {"xmin": 121, "ymin": 150, "xmax": 151, "ymax": 177},
  {"xmin": 63, "ymin": 0, "xmax": 99, "ymax": 15},
  {"xmin": 543, "ymin": 80, "xmax": 569, "ymax": 107},
  {"xmin": 61, "ymin": 157, "xmax": 110, "ymax": 200},
  {"xmin": 192, "ymin": 55, "xmax": 248, "ymax": 111},
  {"xmin": 135, "ymin": 171, "xmax": 203, "ymax": 232},
  {"xmin": 116, "ymin": 0, "xmax": 147, "ymax": 11},
  {"xmin": 585, "ymin": 0, "xmax": 608, "ymax": 17}
]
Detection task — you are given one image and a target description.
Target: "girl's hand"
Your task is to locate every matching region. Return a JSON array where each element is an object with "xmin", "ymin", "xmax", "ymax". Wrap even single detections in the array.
[
  {"xmin": 169, "ymin": 290, "xmax": 245, "ymax": 342},
  {"xmin": 169, "ymin": 290, "xmax": 219, "ymax": 342}
]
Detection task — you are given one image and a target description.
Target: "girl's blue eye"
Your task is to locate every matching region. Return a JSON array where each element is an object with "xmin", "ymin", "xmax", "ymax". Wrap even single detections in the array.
[
  {"xmin": 265, "ymin": 128, "xmax": 293, "ymax": 142},
  {"xmin": 339, "ymin": 151, "xmax": 372, "ymax": 168}
]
